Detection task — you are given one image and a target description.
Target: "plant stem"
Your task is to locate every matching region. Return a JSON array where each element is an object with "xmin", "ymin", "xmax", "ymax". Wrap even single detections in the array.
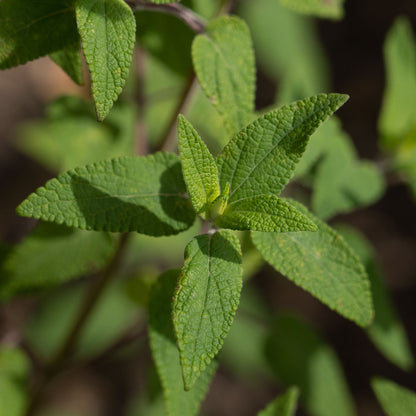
[
  {"xmin": 50, "ymin": 234, "xmax": 130, "ymax": 373},
  {"xmin": 155, "ymin": 73, "xmax": 199, "ymax": 153},
  {"xmin": 25, "ymin": 233, "xmax": 130, "ymax": 416},
  {"xmin": 128, "ymin": 1, "xmax": 206, "ymax": 33},
  {"xmin": 134, "ymin": 0, "xmax": 237, "ymax": 153}
]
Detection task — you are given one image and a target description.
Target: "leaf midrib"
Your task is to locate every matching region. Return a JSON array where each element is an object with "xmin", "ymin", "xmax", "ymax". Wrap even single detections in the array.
[
  {"xmin": 190, "ymin": 233, "xmax": 213, "ymax": 378},
  {"xmin": 226, "ymin": 103, "xmax": 331, "ymax": 203}
]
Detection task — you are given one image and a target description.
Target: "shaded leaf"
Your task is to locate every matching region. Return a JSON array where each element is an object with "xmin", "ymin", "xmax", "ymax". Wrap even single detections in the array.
[
  {"xmin": 50, "ymin": 41, "xmax": 84, "ymax": 85},
  {"xmin": 177, "ymin": 115, "xmax": 220, "ymax": 217},
  {"xmin": 0, "ymin": 0, "xmax": 78, "ymax": 69},
  {"xmin": 217, "ymin": 196, "xmax": 317, "ymax": 232},
  {"xmin": 257, "ymin": 387, "xmax": 299, "ymax": 416},
  {"xmin": 135, "ymin": 8, "xmax": 193, "ymax": 75},
  {"xmin": 311, "ymin": 128, "xmax": 385, "ymax": 219},
  {"xmin": 240, "ymin": 0, "xmax": 329, "ymax": 104},
  {"xmin": 378, "ymin": 17, "xmax": 416, "ymax": 149},
  {"xmin": 252, "ymin": 200, "xmax": 373, "ymax": 327},
  {"xmin": 337, "ymin": 225, "xmax": 414, "ymax": 370},
  {"xmin": 265, "ymin": 314, "xmax": 355, "ymax": 416},
  {"xmin": 17, "ymin": 153, "xmax": 195, "ymax": 236},
  {"xmin": 1, "ymin": 223, "xmax": 117, "ymax": 300},
  {"xmin": 293, "ymin": 117, "xmax": 341, "ymax": 178},
  {"xmin": 187, "ymin": 87, "xmax": 229, "ymax": 150},
  {"xmin": 0, "ymin": 347, "xmax": 29, "ymax": 416},
  {"xmin": 372, "ymin": 377, "xmax": 416, "ymax": 416},
  {"xmin": 220, "ymin": 284, "xmax": 270, "ymax": 380},
  {"xmin": 217, "ymin": 94, "xmax": 348, "ymax": 204},
  {"xmin": 18, "ymin": 96, "xmax": 136, "ymax": 172},
  {"xmin": 76, "ymin": 0, "xmax": 136, "ymax": 120},
  {"xmin": 192, "ymin": 16, "xmax": 255, "ymax": 136},
  {"xmin": 149, "ymin": 270, "xmax": 216, "ymax": 416},
  {"xmin": 173, "ymin": 230, "xmax": 242, "ymax": 390}
]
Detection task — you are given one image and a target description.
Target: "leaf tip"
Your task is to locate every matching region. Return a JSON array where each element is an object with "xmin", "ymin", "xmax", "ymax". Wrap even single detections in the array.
[
  {"xmin": 331, "ymin": 93, "xmax": 350, "ymax": 108},
  {"xmin": 95, "ymin": 105, "xmax": 109, "ymax": 122},
  {"xmin": 16, "ymin": 199, "xmax": 30, "ymax": 218}
]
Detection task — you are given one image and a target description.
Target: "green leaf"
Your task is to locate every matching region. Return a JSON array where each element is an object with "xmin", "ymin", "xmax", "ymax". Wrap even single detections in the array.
[
  {"xmin": 25, "ymin": 280, "xmax": 140, "ymax": 360},
  {"xmin": 311, "ymin": 127, "xmax": 385, "ymax": 220},
  {"xmin": 217, "ymin": 94, "xmax": 349, "ymax": 204},
  {"xmin": 0, "ymin": 0, "xmax": 79, "ymax": 70},
  {"xmin": 183, "ymin": 0, "xmax": 221, "ymax": 19},
  {"xmin": 336, "ymin": 225, "xmax": 414, "ymax": 371},
  {"xmin": 265, "ymin": 314, "xmax": 355, "ymax": 416},
  {"xmin": 240, "ymin": 0, "xmax": 329, "ymax": 104},
  {"xmin": 216, "ymin": 196, "xmax": 317, "ymax": 232},
  {"xmin": 135, "ymin": 10, "xmax": 193, "ymax": 76},
  {"xmin": 50, "ymin": 41, "xmax": 84, "ymax": 85},
  {"xmin": 257, "ymin": 387, "xmax": 299, "ymax": 416},
  {"xmin": 252, "ymin": 200, "xmax": 373, "ymax": 327},
  {"xmin": 220, "ymin": 285, "xmax": 270, "ymax": 379},
  {"xmin": 372, "ymin": 378, "xmax": 416, "ymax": 416},
  {"xmin": 394, "ymin": 137, "xmax": 416, "ymax": 198},
  {"xmin": 293, "ymin": 117, "xmax": 341, "ymax": 178},
  {"xmin": 0, "ymin": 347, "xmax": 29, "ymax": 416},
  {"xmin": 17, "ymin": 153, "xmax": 195, "ymax": 236},
  {"xmin": 18, "ymin": 96, "xmax": 136, "ymax": 172},
  {"xmin": 379, "ymin": 17, "xmax": 416, "ymax": 149},
  {"xmin": 187, "ymin": 88, "xmax": 229, "ymax": 150},
  {"xmin": 141, "ymin": 55, "xmax": 188, "ymax": 146},
  {"xmin": 177, "ymin": 115, "xmax": 220, "ymax": 217},
  {"xmin": 279, "ymin": 0, "xmax": 345, "ymax": 20},
  {"xmin": 1, "ymin": 223, "xmax": 117, "ymax": 300},
  {"xmin": 172, "ymin": 230, "xmax": 242, "ymax": 390},
  {"xmin": 149, "ymin": 270, "xmax": 216, "ymax": 416},
  {"xmin": 75, "ymin": 0, "xmax": 136, "ymax": 120},
  {"xmin": 192, "ymin": 16, "xmax": 255, "ymax": 136}
]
